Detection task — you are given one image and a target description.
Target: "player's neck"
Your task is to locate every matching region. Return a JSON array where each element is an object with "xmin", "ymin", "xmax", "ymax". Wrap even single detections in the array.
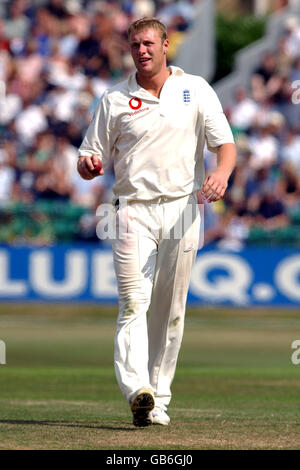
[{"xmin": 136, "ymin": 67, "xmax": 171, "ymax": 98}]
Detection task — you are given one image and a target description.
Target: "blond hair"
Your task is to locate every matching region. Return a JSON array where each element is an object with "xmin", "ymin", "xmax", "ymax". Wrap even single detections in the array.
[{"xmin": 128, "ymin": 17, "xmax": 168, "ymax": 43}]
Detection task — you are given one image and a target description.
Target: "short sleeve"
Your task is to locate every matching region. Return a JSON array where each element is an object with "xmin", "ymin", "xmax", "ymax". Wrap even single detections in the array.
[{"xmin": 202, "ymin": 82, "xmax": 234, "ymax": 153}]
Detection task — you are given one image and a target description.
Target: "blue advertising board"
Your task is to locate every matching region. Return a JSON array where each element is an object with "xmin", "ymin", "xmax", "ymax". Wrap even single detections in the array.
[{"xmin": 0, "ymin": 244, "xmax": 300, "ymax": 306}]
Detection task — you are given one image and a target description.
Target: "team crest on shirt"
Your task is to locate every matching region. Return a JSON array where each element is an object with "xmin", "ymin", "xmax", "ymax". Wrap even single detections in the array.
[{"xmin": 183, "ymin": 89, "xmax": 191, "ymax": 104}]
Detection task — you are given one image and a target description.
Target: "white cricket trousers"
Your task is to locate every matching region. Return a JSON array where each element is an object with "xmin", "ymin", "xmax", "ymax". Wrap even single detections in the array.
[{"xmin": 112, "ymin": 192, "xmax": 200, "ymax": 411}]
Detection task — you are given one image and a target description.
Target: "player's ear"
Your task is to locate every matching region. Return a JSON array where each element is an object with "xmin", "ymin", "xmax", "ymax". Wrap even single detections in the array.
[{"xmin": 163, "ymin": 39, "xmax": 169, "ymax": 54}]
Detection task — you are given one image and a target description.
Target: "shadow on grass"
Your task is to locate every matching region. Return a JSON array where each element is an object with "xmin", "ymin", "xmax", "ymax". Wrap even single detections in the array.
[{"xmin": 0, "ymin": 419, "xmax": 138, "ymax": 432}]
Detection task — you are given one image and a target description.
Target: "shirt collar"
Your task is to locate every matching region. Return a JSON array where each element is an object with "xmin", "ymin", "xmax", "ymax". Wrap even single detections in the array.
[{"xmin": 127, "ymin": 66, "xmax": 184, "ymax": 101}]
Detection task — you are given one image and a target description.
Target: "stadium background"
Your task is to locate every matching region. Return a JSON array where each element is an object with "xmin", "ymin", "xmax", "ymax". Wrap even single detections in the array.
[
  {"xmin": 1, "ymin": 0, "xmax": 300, "ymax": 451},
  {"xmin": 1, "ymin": 0, "xmax": 300, "ymax": 306}
]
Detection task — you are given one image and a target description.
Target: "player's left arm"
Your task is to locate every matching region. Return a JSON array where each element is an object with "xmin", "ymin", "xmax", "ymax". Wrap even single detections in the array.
[{"xmin": 201, "ymin": 143, "xmax": 236, "ymax": 202}]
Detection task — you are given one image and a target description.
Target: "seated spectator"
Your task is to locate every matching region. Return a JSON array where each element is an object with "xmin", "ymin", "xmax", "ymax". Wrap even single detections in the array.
[
  {"xmin": 283, "ymin": 16, "xmax": 300, "ymax": 60},
  {"xmin": 52, "ymin": 135, "xmax": 79, "ymax": 187},
  {"xmin": 47, "ymin": 46, "xmax": 86, "ymax": 90},
  {"xmin": 45, "ymin": 0, "xmax": 70, "ymax": 19},
  {"xmin": 32, "ymin": 131, "xmax": 55, "ymax": 164},
  {"xmin": 276, "ymin": 36, "xmax": 293, "ymax": 77},
  {"xmin": 132, "ymin": 0, "xmax": 156, "ymax": 18},
  {"xmin": 204, "ymin": 207, "xmax": 250, "ymax": 251},
  {"xmin": 273, "ymin": 76, "xmax": 300, "ymax": 131},
  {"xmin": 253, "ymin": 52, "xmax": 278, "ymax": 85},
  {"xmin": 14, "ymin": 98, "xmax": 48, "ymax": 146},
  {"xmin": 0, "ymin": 18, "xmax": 10, "ymax": 53},
  {"xmin": 14, "ymin": 38, "xmax": 45, "ymax": 85},
  {"xmin": 276, "ymin": 162, "xmax": 300, "ymax": 209},
  {"xmin": 254, "ymin": 187, "xmax": 289, "ymax": 231},
  {"xmin": 0, "ymin": 149, "xmax": 16, "ymax": 204},
  {"xmin": 289, "ymin": 56, "xmax": 300, "ymax": 82},
  {"xmin": 34, "ymin": 157, "xmax": 72, "ymax": 201},
  {"xmin": 248, "ymin": 122, "xmax": 279, "ymax": 170},
  {"xmin": 166, "ymin": 14, "xmax": 190, "ymax": 61},
  {"xmin": 0, "ymin": 79, "xmax": 22, "ymax": 125},
  {"xmin": 71, "ymin": 170, "xmax": 106, "ymax": 208},
  {"xmin": 229, "ymin": 86, "xmax": 259, "ymax": 133},
  {"xmin": 245, "ymin": 168, "xmax": 276, "ymax": 217},
  {"xmin": 226, "ymin": 151, "xmax": 252, "ymax": 209},
  {"xmin": 280, "ymin": 128, "xmax": 300, "ymax": 174},
  {"xmin": 3, "ymin": 0, "xmax": 30, "ymax": 41},
  {"xmin": 157, "ymin": 0, "xmax": 195, "ymax": 29}
]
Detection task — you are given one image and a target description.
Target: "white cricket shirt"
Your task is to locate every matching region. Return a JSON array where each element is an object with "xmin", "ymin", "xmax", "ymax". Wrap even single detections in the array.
[{"xmin": 78, "ymin": 66, "xmax": 234, "ymax": 202}]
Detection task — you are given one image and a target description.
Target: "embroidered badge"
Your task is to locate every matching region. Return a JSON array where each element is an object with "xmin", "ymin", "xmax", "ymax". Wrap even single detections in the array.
[{"xmin": 183, "ymin": 89, "xmax": 191, "ymax": 104}]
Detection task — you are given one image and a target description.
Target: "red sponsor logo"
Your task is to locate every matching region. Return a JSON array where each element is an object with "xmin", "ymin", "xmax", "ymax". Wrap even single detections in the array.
[{"xmin": 129, "ymin": 97, "xmax": 142, "ymax": 110}]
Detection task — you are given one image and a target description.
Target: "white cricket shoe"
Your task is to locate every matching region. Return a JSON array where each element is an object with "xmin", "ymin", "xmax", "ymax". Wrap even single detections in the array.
[{"xmin": 151, "ymin": 407, "xmax": 170, "ymax": 426}]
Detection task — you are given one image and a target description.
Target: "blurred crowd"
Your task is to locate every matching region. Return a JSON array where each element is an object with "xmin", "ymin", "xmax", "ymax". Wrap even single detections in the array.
[
  {"xmin": 203, "ymin": 15, "xmax": 300, "ymax": 249},
  {"xmin": 0, "ymin": 0, "xmax": 196, "ymax": 243},
  {"xmin": 1, "ymin": 1, "xmax": 300, "ymax": 248}
]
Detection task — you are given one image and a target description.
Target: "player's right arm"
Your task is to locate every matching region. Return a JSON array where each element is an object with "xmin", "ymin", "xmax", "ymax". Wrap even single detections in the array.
[
  {"xmin": 77, "ymin": 154, "xmax": 104, "ymax": 180},
  {"xmin": 78, "ymin": 90, "xmax": 113, "ymax": 180}
]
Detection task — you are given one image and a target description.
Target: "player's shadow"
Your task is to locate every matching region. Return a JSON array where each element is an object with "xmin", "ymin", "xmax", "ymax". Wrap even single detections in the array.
[{"xmin": 0, "ymin": 419, "xmax": 138, "ymax": 431}]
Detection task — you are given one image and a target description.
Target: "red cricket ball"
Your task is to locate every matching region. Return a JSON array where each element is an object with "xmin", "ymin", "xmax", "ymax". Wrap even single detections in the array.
[{"xmin": 91, "ymin": 160, "xmax": 102, "ymax": 175}]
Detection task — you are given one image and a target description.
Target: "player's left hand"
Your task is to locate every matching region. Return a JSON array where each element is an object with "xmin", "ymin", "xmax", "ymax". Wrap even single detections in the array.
[{"xmin": 200, "ymin": 170, "xmax": 228, "ymax": 203}]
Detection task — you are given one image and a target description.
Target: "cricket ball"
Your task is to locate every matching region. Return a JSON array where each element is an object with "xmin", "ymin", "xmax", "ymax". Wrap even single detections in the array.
[{"xmin": 91, "ymin": 160, "xmax": 102, "ymax": 175}]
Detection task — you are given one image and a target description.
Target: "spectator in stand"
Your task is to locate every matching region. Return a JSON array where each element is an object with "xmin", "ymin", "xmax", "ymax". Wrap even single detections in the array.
[
  {"xmin": 157, "ymin": 0, "xmax": 195, "ymax": 29},
  {"xmin": 0, "ymin": 18, "xmax": 10, "ymax": 52},
  {"xmin": 283, "ymin": 16, "xmax": 300, "ymax": 60},
  {"xmin": 71, "ymin": 169, "xmax": 106, "ymax": 207},
  {"xmin": 0, "ymin": 79, "xmax": 22, "ymax": 126},
  {"xmin": 280, "ymin": 128, "xmax": 300, "ymax": 174},
  {"xmin": 204, "ymin": 207, "xmax": 250, "ymax": 251},
  {"xmin": 53, "ymin": 134, "xmax": 78, "ymax": 186},
  {"xmin": 14, "ymin": 97, "xmax": 48, "ymax": 147},
  {"xmin": 248, "ymin": 121, "xmax": 279, "ymax": 170},
  {"xmin": 253, "ymin": 52, "xmax": 278, "ymax": 85},
  {"xmin": 34, "ymin": 157, "xmax": 72, "ymax": 202},
  {"xmin": 30, "ymin": 7, "xmax": 56, "ymax": 57},
  {"xmin": 166, "ymin": 14, "xmax": 189, "ymax": 61},
  {"xmin": 1, "ymin": 0, "xmax": 299, "ymax": 246},
  {"xmin": 0, "ymin": 149, "xmax": 16, "ymax": 204},
  {"xmin": 3, "ymin": 0, "xmax": 30, "ymax": 41},
  {"xmin": 273, "ymin": 74, "xmax": 300, "ymax": 131},
  {"xmin": 276, "ymin": 162, "xmax": 300, "ymax": 209},
  {"xmin": 229, "ymin": 86, "xmax": 259, "ymax": 134},
  {"xmin": 254, "ymin": 185, "xmax": 289, "ymax": 231},
  {"xmin": 57, "ymin": 10, "xmax": 89, "ymax": 60},
  {"xmin": 276, "ymin": 36, "xmax": 294, "ymax": 77},
  {"xmin": 44, "ymin": 0, "xmax": 70, "ymax": 19},
  {"xmin": 0, "ymin": 19, "xmax": 11, "ymax": 93},
  {"xmin": 245, "ymin": 167, "xmax": 276, "ymax": 211},
  {"xmin": 289, "ymin": 56, "xmax": 300, "ymax": 82}
]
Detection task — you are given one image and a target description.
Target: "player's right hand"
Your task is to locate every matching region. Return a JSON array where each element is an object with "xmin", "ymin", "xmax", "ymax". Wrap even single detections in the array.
[{"xmin": 77, "ymin": 154, "xmax": 104, "ymax": 180}]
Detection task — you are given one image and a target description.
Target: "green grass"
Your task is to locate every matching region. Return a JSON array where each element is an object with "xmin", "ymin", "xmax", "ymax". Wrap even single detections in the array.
[{"xmin": 0, "ymin": 305, "xmax": 300, "ymax": 449}]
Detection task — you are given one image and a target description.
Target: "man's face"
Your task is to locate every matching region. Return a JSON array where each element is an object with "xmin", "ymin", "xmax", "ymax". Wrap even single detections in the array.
[{"xmin": 129, "ymin": 28, "xmax": 169, "ymax": 77}]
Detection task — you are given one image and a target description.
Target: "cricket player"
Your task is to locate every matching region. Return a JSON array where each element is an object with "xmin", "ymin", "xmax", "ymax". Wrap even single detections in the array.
[{"xmin": 77, "ymin": 17, "xmax": 236, "ymax": 427}]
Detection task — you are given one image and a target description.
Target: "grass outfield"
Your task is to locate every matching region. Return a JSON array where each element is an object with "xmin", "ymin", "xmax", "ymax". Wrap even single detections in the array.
[{"xmin": 0, "ymin": 304, "xmax": 300, "ymax": 450}]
